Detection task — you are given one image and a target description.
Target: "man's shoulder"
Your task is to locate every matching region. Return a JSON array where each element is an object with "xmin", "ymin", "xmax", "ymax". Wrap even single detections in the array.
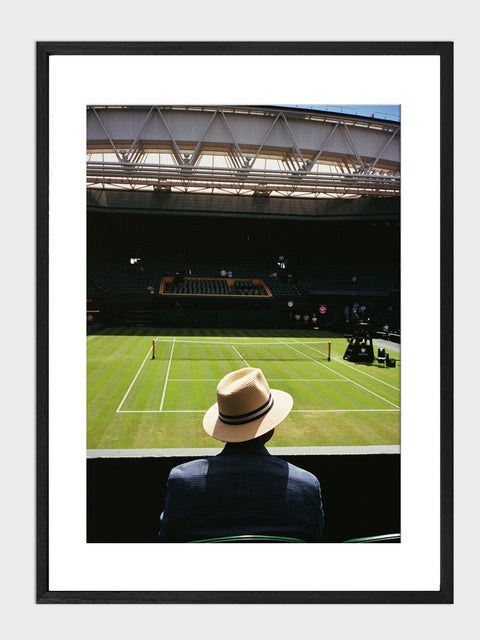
[
  {"xmin": 168, "ymin": 458, "xmax": 210, "ymax": 478},
  {"xmin": 282, "ymin": 459, "xmax": 320, "ymax": 487}
]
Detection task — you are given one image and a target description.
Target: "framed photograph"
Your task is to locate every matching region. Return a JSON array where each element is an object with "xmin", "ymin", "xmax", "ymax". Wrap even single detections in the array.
[{"xmin": 37, "ymin": 41, "xmax": 453, "ymax": 604}]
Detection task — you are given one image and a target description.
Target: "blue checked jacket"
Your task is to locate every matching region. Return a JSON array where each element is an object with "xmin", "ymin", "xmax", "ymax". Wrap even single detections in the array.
[{"xmin": 158, "ymin": 439, "xmax": 324, "ymax": 542}]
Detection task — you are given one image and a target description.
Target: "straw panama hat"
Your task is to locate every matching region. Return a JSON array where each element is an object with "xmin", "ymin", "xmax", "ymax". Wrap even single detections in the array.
[{"xmin": 203, "ymin": 367, "xmax": 294, "ymax": 442}]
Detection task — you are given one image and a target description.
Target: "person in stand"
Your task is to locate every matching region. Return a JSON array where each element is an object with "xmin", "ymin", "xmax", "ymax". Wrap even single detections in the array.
[
  {"xmin": 351, "ymin": 304, "xmax": 360, "ymax": 325},
  {"xmin": 158, "ymin": 368, "xmax": 324, "ymax": 542}
]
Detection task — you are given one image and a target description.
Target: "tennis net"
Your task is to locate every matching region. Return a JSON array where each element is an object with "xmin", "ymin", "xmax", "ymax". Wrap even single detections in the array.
[{"xmin": 151, "ymin": 338, "xmax": 331, "ymax": 362}]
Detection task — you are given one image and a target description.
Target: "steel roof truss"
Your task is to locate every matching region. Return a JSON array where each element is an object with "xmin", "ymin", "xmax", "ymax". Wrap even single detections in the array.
[
  {"xmin": 247, "ymin": 112, "xmax": 282, "ymax": 167},
  {"xmin": 278, "ymin": 112, "xmax": 307, "ymax": 170},
  {"xmin": 153, "ymin": 107, "xmax": 185, "ymax": 166},
  {"xmin": 367, "ymin": 126, "xmax": 400, "ymax": 174},
  {"xmin": 91, "ymin": 108, "xmax": 123, "ymax": 162},
  {"xmin": 219, "ymin": 109, "xmax": 248, "ymax": 169},
  {"xmin": 125, "ymin": 106, "xmax": 155, "ymax": 163},
  {"xmin": 342, "ymin": 122, "xmax": 367, "ymax": 173},
  {"xmin": 307, "ymin": 122, "xmax": 340, "ymax": 170},
  {"xmin": 188, "ymin": 107, "xmax": 221, "ymax": 166}
]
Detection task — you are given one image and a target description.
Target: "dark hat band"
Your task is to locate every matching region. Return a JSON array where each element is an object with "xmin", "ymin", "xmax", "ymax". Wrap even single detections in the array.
[{"xmin": 218, "ymin": 393, "xmax": 274, "ymax": 425}]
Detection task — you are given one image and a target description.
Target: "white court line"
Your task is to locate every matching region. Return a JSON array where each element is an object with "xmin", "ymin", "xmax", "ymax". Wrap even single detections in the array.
[
  {"xmin": 293, "ymin": 338, "xmax": 400, "ymax": 392},
  {"xmin": 233, "ymin": 345, "xmax": 249, "ymax": 366},
  {"xmin": 159, "ymin": 337, "xmax": 176, "ymax": 411},
  {"xmin": 277, "ymin": 339, "xmax": 400, "ymax": 409},
  {"xmin": 117, "ymin": 408, "xmax": 399, "ymax": 413},
  {"xmin": 116, "ymin": 346, "xmax": 153, "ymax": 412}
]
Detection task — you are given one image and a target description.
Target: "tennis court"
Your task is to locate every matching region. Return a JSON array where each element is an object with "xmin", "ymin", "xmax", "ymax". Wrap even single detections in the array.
[{"xmin": 87, "ymin": 329, "xmax": 400, "ymax": 450}]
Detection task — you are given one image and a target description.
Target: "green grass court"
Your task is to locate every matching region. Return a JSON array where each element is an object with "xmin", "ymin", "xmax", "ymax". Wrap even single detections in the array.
[{"xmin": 87, "ymin": 328, "xmax": 400, "ymax": 450}]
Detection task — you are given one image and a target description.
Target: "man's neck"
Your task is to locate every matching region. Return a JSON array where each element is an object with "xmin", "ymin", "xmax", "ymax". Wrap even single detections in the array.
[{"xmin": 221, "ymin": 439, "xmax": 269, "ymax": 455}]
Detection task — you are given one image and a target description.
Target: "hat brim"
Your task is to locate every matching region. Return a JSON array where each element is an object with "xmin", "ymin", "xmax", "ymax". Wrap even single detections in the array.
[{"xmin": 203, "ymin": 389, "xmax": 293, "ymax": 443}]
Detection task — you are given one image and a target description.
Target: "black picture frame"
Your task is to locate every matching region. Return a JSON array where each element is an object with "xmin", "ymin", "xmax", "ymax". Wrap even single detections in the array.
[{"xmin": 37, "ymin": 41, "xmax": 453, "ymax": 604}]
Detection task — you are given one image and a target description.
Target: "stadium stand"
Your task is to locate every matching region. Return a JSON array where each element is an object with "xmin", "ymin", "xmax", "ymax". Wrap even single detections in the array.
[{"xmin": 88, "ymin": 258, "xmax": 397, "ymax": 298}]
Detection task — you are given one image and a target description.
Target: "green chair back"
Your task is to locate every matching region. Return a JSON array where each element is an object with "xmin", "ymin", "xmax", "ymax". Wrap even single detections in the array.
[
  {"xmin": 189, "ymin": 534, "xmax": 305, "ymax": 543},
  {"xmin": 342, "ymin": 533, "xmax": 400, "ymax": 543}
]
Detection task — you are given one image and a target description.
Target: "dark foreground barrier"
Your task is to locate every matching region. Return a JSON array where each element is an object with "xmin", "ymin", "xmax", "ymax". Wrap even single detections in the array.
[{"xmin": 87, "ymin": 453, "xmax": 400, "ymax": 543}]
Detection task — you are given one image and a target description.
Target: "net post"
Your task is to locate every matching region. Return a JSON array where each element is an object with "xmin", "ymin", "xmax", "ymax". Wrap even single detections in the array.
[
  {"xmin": 152, "ymin": 339, "xmax": 155, "ymax": 360},
  {"xmin": 328, "ymin": 341, "xmax": 331, "ymax": 361}
]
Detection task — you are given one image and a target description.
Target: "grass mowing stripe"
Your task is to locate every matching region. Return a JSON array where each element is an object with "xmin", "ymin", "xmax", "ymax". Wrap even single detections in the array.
[
  {"xmin": 277, "ymin": 338, "xmax": 400, "ymax": 409},
  {"xmin": 88, "ymin": 335, "xmax": 149, "ymax": 409},
  {"xmin": 88, "ymin": 335, "xmax": 154, "ymax": 443},
  {"xmin": 116, "ymin": 344, "xmax": 154, "ymax": 412},
  {"xmin": 87, "ymin": 333, "xmax": 145, "ymax": 378}
]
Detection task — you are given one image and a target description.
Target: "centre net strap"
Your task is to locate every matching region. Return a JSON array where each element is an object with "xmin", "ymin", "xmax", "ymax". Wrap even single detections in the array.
[{"xmin": 152, "ymin": 339, "xmax": 331, "ymax": 361}]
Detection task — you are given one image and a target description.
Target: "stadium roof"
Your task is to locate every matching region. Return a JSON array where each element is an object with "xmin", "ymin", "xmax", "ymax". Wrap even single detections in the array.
[{"xmin": 87, "ymin": 105, "xmax": 400, "ymax": 199}]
